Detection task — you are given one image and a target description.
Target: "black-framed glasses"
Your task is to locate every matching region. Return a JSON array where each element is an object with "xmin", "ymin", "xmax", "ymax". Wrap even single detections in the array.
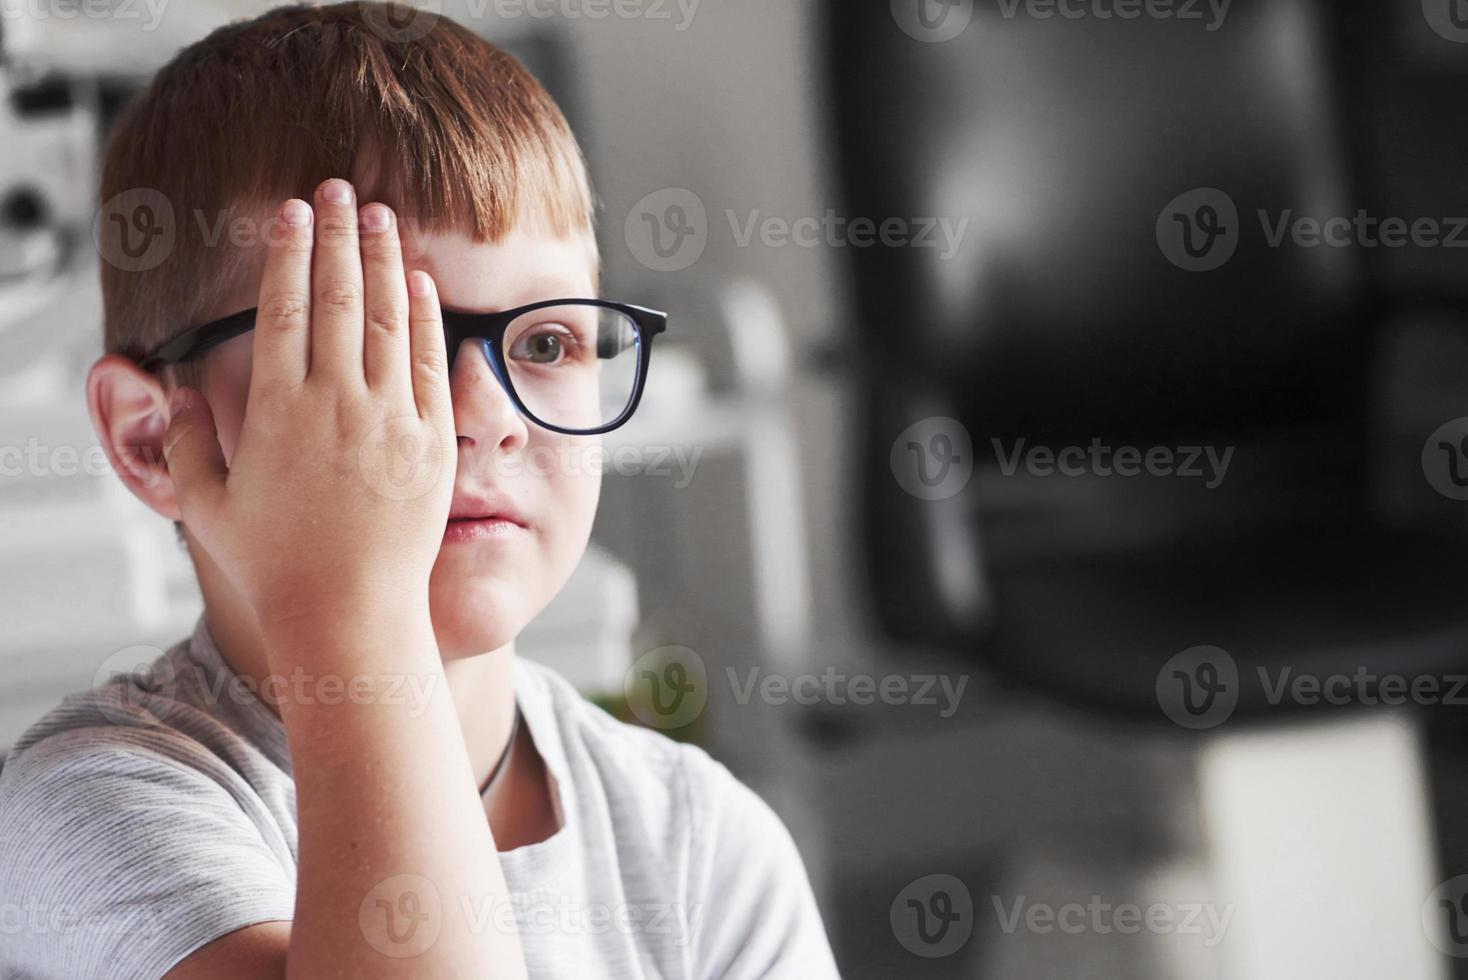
[{"xmin": 137, "ymin": 299, "xmax": 668, "ymax": 435}]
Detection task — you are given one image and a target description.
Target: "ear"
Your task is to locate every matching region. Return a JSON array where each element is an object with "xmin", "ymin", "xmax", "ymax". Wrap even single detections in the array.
[{"xmin": 85, "ymin": 354, "xmax": 187, "ymax": 520}]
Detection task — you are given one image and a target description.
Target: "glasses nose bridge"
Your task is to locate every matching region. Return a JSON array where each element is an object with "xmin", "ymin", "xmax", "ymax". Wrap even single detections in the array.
[{"xmin": 450, "ymin": 335, "xmax": 515, "ymax": 401}]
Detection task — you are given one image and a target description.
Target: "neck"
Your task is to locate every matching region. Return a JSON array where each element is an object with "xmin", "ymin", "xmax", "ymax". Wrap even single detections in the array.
[{"xmin": 190, "ymin": 538, "xmax": 521, "ymax": 809}]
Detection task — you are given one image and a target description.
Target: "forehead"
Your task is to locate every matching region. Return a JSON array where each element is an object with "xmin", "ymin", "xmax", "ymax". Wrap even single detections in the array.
[
  {"xmin": 402, "ymin": 223, "xmax": 600, "ymax": 311},
  {"xmin": 210, "ymin": 209, "xmax": 599, "ymax": 323}
]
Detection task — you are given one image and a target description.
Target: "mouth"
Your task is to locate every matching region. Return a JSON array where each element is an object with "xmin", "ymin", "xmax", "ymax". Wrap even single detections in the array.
[
  {"xmin": 444, "ymin": 495, "xmax": 530, "ymax": 544},
  {"xmin": 443, "ymin": 517, "xmax": 526, "ymax": 544}
]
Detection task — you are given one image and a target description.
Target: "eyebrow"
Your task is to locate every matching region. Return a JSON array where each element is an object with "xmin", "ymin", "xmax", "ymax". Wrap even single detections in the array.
[
  {"xmin": 512, "ymin": 273, "xmax": 595, "ymax": 304},
  {"xmin": 430, "ymin": 272, "xmax": 593, "ymax": 316}
]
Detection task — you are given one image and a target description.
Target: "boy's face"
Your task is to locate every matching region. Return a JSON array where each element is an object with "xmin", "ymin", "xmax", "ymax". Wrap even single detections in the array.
[{"xmin": 195, "ymin": 219, "xmax": 602, "ymax": 660}]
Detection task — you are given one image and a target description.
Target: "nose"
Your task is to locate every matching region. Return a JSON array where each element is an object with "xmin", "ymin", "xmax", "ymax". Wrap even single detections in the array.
[{"xmin": 449, "ymin": 339, "xmax": 530, "ymax": 456}]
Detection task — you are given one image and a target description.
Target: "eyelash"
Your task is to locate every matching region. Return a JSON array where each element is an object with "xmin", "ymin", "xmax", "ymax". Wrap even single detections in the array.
[{"xmin": 509, "ymin": 322, "xmax": 590, "ymax": 364}]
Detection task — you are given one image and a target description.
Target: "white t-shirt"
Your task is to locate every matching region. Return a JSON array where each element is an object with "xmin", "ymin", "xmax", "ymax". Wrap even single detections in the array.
[{"xmin": 0, "ymin": 617, "xmax": 841, "ymax": 979}]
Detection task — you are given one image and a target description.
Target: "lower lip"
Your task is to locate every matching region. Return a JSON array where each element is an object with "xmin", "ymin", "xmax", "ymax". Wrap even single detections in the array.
[{"xmin": 443, "ymin": 518, "xmax": 527, "ymax": 544}]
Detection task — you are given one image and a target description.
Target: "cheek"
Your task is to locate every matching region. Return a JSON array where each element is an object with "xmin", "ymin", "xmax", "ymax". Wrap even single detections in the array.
[{"xmin": 534, "ymin": 436, "xmax": 603, "ymax": 559}]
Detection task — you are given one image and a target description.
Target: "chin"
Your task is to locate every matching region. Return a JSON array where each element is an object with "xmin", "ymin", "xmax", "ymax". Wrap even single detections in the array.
[{"xmin": 427, "ymin": 577, "xmax": 536, "ymax": 660}]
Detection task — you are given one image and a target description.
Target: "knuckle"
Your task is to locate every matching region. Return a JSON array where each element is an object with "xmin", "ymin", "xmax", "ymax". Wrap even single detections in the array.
[
  {"xmin": 259, "ymin": 294, "xmax": 309, "ymax": 326},
  {"xmin": 316, "ymin": 278, "xmax": 361, "ymax": 315},
  {"xmin": 411, "ymin": 303, "xmax": 443, "ymax": 327},
  {"xmin": 360, "ymin": 223, "xmax": 400, "ymax": 254},
  {"xmin": 316, "ymin": 213, "xmax": 356, "ymax": 248},
  {"xmin": 365, "ymin": 304, "xmax": 407, "ymax": 336},
  {"xmin": 413, "ymin": 350, "xmax": 448, "ymax": 382},
  {"xmin": 281, "ymin": 225, "xmax": 314, "ymax": 256}
]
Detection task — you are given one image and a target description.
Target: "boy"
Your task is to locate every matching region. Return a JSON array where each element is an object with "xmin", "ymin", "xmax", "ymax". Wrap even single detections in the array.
[{"xmin": 0, "ymin": 4, "xmax": 840, "ymax": 978}]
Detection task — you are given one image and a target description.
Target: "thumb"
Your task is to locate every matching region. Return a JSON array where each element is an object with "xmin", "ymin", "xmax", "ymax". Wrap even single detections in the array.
[{"xmin": 162, "ymin": 386, "xmax": 227, "ymax": 519}]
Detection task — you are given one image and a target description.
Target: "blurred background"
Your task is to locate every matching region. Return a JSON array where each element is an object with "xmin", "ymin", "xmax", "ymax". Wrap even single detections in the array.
[{"xmin": 3, "ymin": 0, "xmax": 1468, "ymax": 976}]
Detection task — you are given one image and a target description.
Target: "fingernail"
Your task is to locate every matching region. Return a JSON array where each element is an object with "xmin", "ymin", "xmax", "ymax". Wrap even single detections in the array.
[
  {"xmin": 169, "ymin": 387, "xmax": 190, "ymax": 414},
  {"xmin": 282, "ymin": 199, "xmax": 312, "ymax": 226},
  {"xmin": 361, "ymin": 204, "xmax": 392, "ymax": 232},
  {"xmin": 409, "ymin": 271, "xmax": 433, "ymax": 297},
  {"xmin": 322, "ymin": 179, "xmax": 354, "ymax": 205}
]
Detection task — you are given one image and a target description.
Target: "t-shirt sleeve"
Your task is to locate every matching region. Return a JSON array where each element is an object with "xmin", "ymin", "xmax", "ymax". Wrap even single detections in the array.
[
  {"xmin": 0, "ymin": 732, "xmax": 296, "ymax": 980},
  {"xmin": 684, "ymin": 753, "xmax": 841, "ymax": 980}
]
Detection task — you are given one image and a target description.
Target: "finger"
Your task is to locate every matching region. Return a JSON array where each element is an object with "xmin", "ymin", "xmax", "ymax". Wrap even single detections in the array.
[
  {"xmin": 161, "ymin": 387, "xmax": 227, "ymax": 521},
  {"xmin": 309, "ymin": 178, "xmax": 364, "ymax": 385},
  {"xmin": 407, "ymin": 271, "xmax": 451, "ymax": 423},
  {"xmin": 359, "ymin": 203, "xmax": 411, "ymax": 396},
  {"xmin": 251, "ymin": 198, "xmax": 313, "ymax": 392}
]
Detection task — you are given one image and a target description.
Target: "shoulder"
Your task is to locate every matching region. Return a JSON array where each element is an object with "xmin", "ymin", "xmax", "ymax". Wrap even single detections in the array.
[
  {"xmin": 512, "ymin": 655, "xmax": 820, "ymax": 900},
  {"xmin": 0, "ymin": 646, "xmax": 293, "ymax": 864},
  {"xmin": 0, "ymin": 656, "xmax": 297, "ymax": 979},
  {"xmin": 1, "ymin": 639, "xmax": 262, "ymax": 799},
  {"xmin": 0, "ymin": 637, "xmax": 297, "ymax": 891},
  {"xmin": 513, "ymin": 659, "xmax": 839, "ymax": 975}
]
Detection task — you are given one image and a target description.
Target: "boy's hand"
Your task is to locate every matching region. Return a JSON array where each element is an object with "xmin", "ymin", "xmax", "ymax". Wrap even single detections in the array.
[{"xmin": 162, "ymin": 179, "xmax": 454, "ymax": 636}]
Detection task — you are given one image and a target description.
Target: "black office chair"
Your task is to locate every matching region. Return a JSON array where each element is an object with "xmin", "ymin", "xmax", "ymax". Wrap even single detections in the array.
[{"xmin": 826, "ymin": 0, "xmax": 1468, "ymax": 723}]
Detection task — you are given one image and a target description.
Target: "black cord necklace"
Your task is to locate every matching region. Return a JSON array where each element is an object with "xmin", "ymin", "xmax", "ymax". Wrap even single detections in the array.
[{"xmin": 481, "ymin": 703, "xmax": 522, "ymax": 796}]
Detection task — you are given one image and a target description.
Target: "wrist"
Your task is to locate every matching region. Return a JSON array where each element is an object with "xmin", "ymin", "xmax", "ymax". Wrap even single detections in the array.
[{"xmin": 258, "ymin": 585, "xmax": 437, "ymax": 666}]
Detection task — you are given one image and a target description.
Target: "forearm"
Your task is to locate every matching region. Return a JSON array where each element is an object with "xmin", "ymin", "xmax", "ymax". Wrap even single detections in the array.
[{"xmin": 263, "ymin": 604, "xmax": 525, "ymax": 979}]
